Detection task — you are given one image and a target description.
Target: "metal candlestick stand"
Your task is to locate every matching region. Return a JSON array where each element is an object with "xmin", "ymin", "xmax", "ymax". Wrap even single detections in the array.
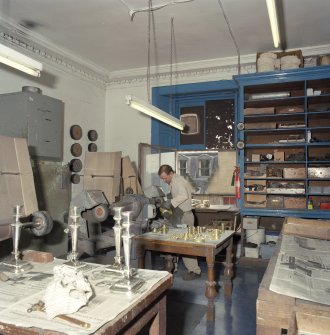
[
  {"xmin": 111, "ymin": 211, "xmax": 144, "ymax": 292},
  {"xmin": 65, "ymin": 206, "xmax": 87, "ymax": 269},
  {"xmin": 0, "ymin": 205, "xmax": 32, "ymax": 278},
  {"xmin": 104, "ymin": 207, "xmax": 124, "ymax": 273}
]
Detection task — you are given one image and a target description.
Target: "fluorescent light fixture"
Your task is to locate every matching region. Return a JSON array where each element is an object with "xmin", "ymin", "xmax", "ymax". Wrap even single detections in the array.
[
  {"xmin": 126, "ymin": 95, "xmax": 185, "ymax": 130},
  {"xmin": 0, "ymin": 43, "xmax": 42, "ymax": 77},
  {"xmin": 266, "ymin": 0, "xmax": 280, "ymax": 48}
]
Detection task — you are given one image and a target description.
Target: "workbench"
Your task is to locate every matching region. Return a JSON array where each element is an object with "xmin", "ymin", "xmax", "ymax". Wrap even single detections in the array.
[
  {"xmin": 135, "ymin": 228, "xmax": 234, "ymax": 322},
  {"xmin": 0, "ymin": 259, "xmax": 173, "ymax": 335},
  {"xmin": 256, "ymin": 217, "xmax": 330, "ymax": 335},
  {"xmin": 193, "ymin": 206, "xmax": 239, "ymax": 229}
]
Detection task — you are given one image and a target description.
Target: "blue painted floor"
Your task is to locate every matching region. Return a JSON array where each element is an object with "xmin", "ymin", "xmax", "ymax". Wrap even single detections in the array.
[{"xmin": 150, "ymin": 253, "xmax": 268, "ymax": 335}]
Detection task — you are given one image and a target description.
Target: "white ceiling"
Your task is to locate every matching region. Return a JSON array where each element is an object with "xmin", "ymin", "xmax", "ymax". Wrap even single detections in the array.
[{"xmin": 0, "ymin": 0, "xmax": 330, "ymax": 74}]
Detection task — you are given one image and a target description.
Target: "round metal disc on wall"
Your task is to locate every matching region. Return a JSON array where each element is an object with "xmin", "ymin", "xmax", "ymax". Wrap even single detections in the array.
[
  {"xmin": 70, "ymin": 125, "xmax": 82, "ymax": 140},
  {"xmin": 88, "ymin": 143, "xmax": 98, "ymax": 152},
  {"xmin": 237, "ymin": 122, "xmax": 245, "ymax": 130},
  {"xmin": 87, "ymin": 130, "xmax": 98, "ymax": 142},
  {"xmin": 70, "ymin": 143, "xmax": 82, "ymax": 157},
  {"xmin": 71, "ymin": 173, "xmax": 81, "ymax": 184},
  {"xmin": 236, "ymin": 140, "xmax": 245, "ymax": 149},
  {"xmin": 70, "ymin": 159, "xmax": 83, "ymax": 172}
]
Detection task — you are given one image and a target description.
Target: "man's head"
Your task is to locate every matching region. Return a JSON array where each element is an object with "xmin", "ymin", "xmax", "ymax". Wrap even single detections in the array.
[{"xmin": 158, "ymin": 164, "xmax": 174, "ymax": 184}]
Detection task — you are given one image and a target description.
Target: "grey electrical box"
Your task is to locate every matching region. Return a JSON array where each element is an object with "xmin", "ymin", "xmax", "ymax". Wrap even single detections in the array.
[{"xmin": 0, "ymin": 87, "xmax": 64, "ymax": 161}]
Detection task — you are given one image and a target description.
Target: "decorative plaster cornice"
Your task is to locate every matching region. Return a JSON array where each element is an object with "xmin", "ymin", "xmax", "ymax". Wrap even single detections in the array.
[
  {"xmin": 0, "ymin": 21, "xmax": 110, "ymax": 88},
  {"xmin": 107, "ymin": 44, "xmax": 330, "ymax": 88},
  {"xmin": 1, "ymin": 17, "xmax": 330, "ymax": 89},
  {"xmin": 107, "ymin": 62, "xmax": 256, "ymax": 88}
]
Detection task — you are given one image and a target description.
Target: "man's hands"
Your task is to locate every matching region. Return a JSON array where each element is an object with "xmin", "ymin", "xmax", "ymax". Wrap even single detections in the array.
[{"xmin": 161, "ymin": 199, "xmax": 172, "ymax": 210}]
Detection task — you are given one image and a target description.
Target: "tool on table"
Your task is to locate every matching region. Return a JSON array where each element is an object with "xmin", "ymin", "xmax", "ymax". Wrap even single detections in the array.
[{"xmin": 27, "ymin": 300, "xmax": 90, "ymax": 329}]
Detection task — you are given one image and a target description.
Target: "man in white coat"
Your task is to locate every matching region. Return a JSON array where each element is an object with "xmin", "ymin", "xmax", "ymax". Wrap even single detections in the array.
[{"xmin": 158, "ymin": 164, "xmax": 201, "ymax": 280}]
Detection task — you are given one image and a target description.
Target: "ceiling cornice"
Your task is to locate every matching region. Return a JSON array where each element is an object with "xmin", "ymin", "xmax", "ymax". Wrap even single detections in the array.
[
  {"xmin": 0, "ymin": 19, "xmax": 109, "ymax": 88},
  {"xmin": 1, "ymin": 18, "xmax": 330, "ymax": 89},
  {"xmin": 106, "ymin": 45, "xmax": 330, "ymax": 87}
]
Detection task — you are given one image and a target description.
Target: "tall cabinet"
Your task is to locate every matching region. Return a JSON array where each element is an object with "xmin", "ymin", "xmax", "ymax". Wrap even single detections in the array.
[{"xmin": 234, "ymin": 66, "xmax": 330, "ymax": 219}]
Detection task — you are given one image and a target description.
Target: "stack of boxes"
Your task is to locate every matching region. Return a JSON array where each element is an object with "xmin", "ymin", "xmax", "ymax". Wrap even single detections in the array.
[
  {"xmin": 84, "ymin": 151, "xmax": 122, "ymax": 203},
  {"xmin": 243, "ymin": 216, "xmax": 282, "ymax": 259},
  {"xmin": 243, "ymin": 216, "xmax": 262, "ymax": 258}
]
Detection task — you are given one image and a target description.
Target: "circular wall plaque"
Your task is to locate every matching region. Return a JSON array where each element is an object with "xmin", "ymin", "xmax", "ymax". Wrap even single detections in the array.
[
  {"xmin": 70, "ymin": 143, "xmax": 82, "ymax": 157},
  {"xmin": 237, "ymin": 122, "xmax": 245, "ymax": 130},
  {"xmin": 70, "ymin": 159, "xmax": 83, "ymax": 172},
  {"xmin": 236, "ymin": 140, "xmax": 245, "ymax": 149},
  {"xmin": 88, "ymin": 143, "xmax": 98, "ymax": 152},
  {"xmin": 71, "ymin": 174, "xmax": 81, "ymax": 184},
  {"xmin": 87, "ymin": 130, "xmax": 98, "ymax": 142},
  {"xmin": 70, "ymin": 125, "xmax": 82, "ymax": 140}
]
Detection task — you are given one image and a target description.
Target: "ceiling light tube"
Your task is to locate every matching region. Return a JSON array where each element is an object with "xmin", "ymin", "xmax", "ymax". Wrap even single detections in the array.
[
  {"xmin": 266, "ymin": 0, "xmax": 280, "ymax": 48},
  {"xmin": 0, "ymin": 43, "xmax": 43, "ymax": 77},
  {"xmin": 126, "ymin": 95, "xmax": 185, "ymax": 130}
]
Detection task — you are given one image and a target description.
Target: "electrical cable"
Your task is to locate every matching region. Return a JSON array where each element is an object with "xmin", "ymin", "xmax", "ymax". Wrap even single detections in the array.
[
  {"xmin": 147, "ymin": 0, "xmax": 152, "ymax": 103},
  {"xmin": 217, "ymin": 0, "xmax": 241, "ymax": 74},
  {"xmin": 169, "ymin": 17, "xmax": 174, "ymax": 115},
  {"xmin": 119, "ymin": 0, "xmax": 194, "ymax": 21}
]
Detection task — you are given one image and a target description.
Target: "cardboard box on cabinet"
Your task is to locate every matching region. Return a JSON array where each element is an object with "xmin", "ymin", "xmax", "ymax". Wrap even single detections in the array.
[
  {"xmin": 283, "ymin": 167, "xmax": 306, "ymax": 179},
  {"xmin": 245, "ymin": 122, "xmax": 277, "ymax": 130},
  {"xmin": 245, "ymin": 194, "xmax": 267, "ymax": 208},
  {"xmin": 244, "ymin": 107, "xmax": 275, "ymax": 115},
  {"xmin": 274, "ymin": 150, "xmax": 285, "ymax": 161},
  {"xmin": 276, "ymin": 105, "xmax": 304, "ymax": 114},
  {"xmin": 243, "ymin": 216, "xmax": 260, "ymax": 229},
  {"xmin": 308, "ymin": 167, "xmax": 330, "ymax": 179},
  {"xmin": 284, "ymin": 197, "xmax": 306, "ymax": 209}
]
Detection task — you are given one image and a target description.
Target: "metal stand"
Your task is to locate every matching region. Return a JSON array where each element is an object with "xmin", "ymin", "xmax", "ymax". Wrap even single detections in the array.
[
  {"xmin": 64, "ymin": 206, "xmax": 87, "ymax": 269},
  {"xmin": 111, "ymin": 211, "xmax": 144, "ymax": 292},
  {"xmin": 104, "ymin": 207, "xmax": 125, "ymax": 274},
  {"xmin": 0, "ymin": 205, "xmax": 32, "ymax": 279}
]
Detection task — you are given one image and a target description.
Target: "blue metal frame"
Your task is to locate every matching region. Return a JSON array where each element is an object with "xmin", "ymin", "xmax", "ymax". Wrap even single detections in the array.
[
  {"xmin": 234, "ymin": 65, "xmax": 330, "ymax": 219},
  {"xmin": 151, "ymin": 80, "xmax": 238, "ymax": 150}
]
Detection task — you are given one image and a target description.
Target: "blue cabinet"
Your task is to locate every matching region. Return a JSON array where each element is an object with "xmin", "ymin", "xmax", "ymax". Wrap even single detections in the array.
[{"xmin": 234, "ymin": 66, "xmax": 330, "ymax": 219}]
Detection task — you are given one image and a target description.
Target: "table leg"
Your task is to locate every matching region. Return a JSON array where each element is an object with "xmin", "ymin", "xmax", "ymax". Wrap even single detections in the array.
[
  {"xmin": 164, "ymin": 254, "xmax": 174, "ymax": 273},
  {"xmin": 205, "ymin": 255, "xmax": 217, "ymax": 322},
  {"xmin": 223, "ymin": 237, "xmax": 234, "ymax": 298},
  {"xmin": 136, "ymin": 243, "xmax": 145, "ymax": 269},
  {"xmin": 149, "ymin": 295, "xmax": 166, "ymax": 335}
]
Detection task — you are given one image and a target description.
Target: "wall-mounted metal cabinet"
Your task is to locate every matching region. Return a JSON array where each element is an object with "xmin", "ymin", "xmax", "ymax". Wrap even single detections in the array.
[{"xmin": 0, "ymin": 87, "xmax": 64, "ymax": 161}]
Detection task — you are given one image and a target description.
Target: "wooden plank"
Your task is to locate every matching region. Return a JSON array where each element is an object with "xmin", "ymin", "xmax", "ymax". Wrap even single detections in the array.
[
  {"xmin": 257, "ymin": 300, "xmax": 293, "ymax": 329},
  {"xmin": 295, "ymin": 299, "xmax": 330, "ymax": 334},
  {"xmin": 256, "ymin": 324, "xmax": 282, "ymax": 335},
  {"xmin": 283, "ymin": 217, "xmax": 330, "ymax": 240}
]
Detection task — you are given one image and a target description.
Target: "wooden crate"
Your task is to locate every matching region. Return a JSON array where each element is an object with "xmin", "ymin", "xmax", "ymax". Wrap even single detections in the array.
[{"xmin": 256, "ymin": 217, "xmax": 330, "ymax": 335}]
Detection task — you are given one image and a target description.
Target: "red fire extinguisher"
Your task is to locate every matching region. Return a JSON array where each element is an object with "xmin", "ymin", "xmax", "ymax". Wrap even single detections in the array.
[{"xmin": 232, "ymin": 166, "xmax": 241, "ymax": 199}]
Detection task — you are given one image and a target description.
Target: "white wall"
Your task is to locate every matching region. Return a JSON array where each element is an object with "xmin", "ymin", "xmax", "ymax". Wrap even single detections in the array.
[
  {"xmin": 0, "ymin": 63, "xmax": 106, "ymax": 198},
  {"xmin": 105, "ymin": 84, "xmax": 152, "ymax": 165},
  {"xmin": 104, "ymin": 63, "xmax": 241, "ymax": 167}
]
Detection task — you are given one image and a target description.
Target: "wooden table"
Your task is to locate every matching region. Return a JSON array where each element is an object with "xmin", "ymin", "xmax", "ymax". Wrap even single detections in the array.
[
  {"xmin": 257, "ymin": 217, "xmax": 330, "ymax": 335},
  {"xmin": 0, "ymin": 261, "xmax": 173, "ymax": 335},
  {"xmin": 135, "ymin": 229, "xmax": 235, "ymax": 321},
  {"xmin": 94, "ymin": 273, "xmax": 172, "ymax": 335},
  {"xmin": 193, "ymin": 206, "xmax": 239, "ymax": 229}
]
